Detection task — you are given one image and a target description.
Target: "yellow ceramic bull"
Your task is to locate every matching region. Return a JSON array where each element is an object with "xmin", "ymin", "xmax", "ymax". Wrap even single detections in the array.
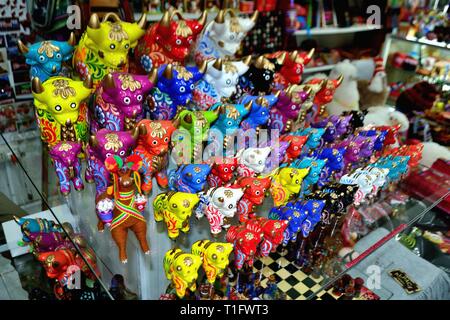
[
  {"xmin": 269, "ymin": 167, "xmax": 310, "ymax": 206},
  {"xmin": 73, "ymin": 13, "xmax": 146, "ymax": 84},
  {"xmin": 163, "ymin": 248, "xmax": 202, "ymax": 298},
  {"xmin": 31, "ymin": 76, "xmax": 92, "ymax": 146},
  {"xmin": 153, "ymin": 191, "xmax": 200, "ymax": 240},
  {"xmin": 191, "ymin": 240, "xmax": 233, "ymax": 284}
]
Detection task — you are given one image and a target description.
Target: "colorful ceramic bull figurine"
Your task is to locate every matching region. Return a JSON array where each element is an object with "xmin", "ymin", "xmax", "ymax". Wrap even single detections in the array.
[
  {"xmin": 207, "ymin": 157, "xmax": 237, "ymax": 187},
  {"xmin": 135, "ymin": 10, "xmax": 207, "ymax": 70},
  {"xmin": 191, "ymin": 240, "xmax": 233, "ymax": 284},
  {"xmin": 131, "ymin": 119, "xmax": 178, "ymax": 194},
  {"xmin": 235, "ymin": 56, "xmax": 276, "ymax": 98},
  {"xmin": 49, "ymin": 141, "xmax": 84, "ymax": 195},
  {"xmin": 194, "ymin": 9, "xmax": 258, "ymax": 63},
  {"xmin": 91, "ymin": 72, "xmax": 157, "ymax": 132},
  {"xmin": 340, "ymin": 170, "xmax": 376, "ymax": 205},
  {"xmin": 269, "ymin": 88, "xmax": 311, "ymax": 133},
  {"xmin": 163, "ymin": 248, "xmax": 202, "ymax": 298},
  {"xmin": 270, "ymin": 167, "xmax": 310, "ymax": 206},
  {"xmin": 265, "ymin": 49, "xmax": 314, "ymax": 89},
  {"xmin": 233, "ymin": 176, "xmax": 272, "ymax": 222},
  {"xmin": 147, "ymin": 63, "xmax": 206, "ymax": 120},
  {"xmin": 171, "ymin": 109, "xmax": 220, "ymax": 162},
  {"xmin": 281, "ymin": 134, "xmax": 308, "ymax": 163},
  {"xmin": 153, "ymin": 191, "xmax": 200, "ymax": 240},
  {"xmin": 248, "ymin": 217, "xmax": 289, "ymax": 256},
  {"xmin": 195, "ymin": 186, "xmax": 244, "ymax": 235},
  {"xmin": 18, "ymin": 33, "xmax": 75, "ymax": 82},
  {"xmin": 13, "ymin": 217, "xmax": 63, "ymax": 243},
  {"xmin": 32, "ymin": 76, "xmax": 92, "ymax": 146},
  {"xmin": 294, "ymin": 157, "xmax": 327, "ymax": 193},
  {"xmin": 73, "ymin": 13, "xmax": 146, "ymax": 84},
  {"xmin": 236, "ymin": 146, "xmax": 272, "ymax": 177},
  {"xmin": 313, "ymin": 147, "xmax": 345, "ymax": 186},
  {"xmin": 293, "ymin": 127, "xmax": 325, "ymax": 151},
  {"xmin": 239, "ymin": 94, "xmax": 277, "ymax": 130},
  {"xmin": 192, "ymin": 58, "xmax": 251, "ymax": 110},
  {"xmin": 168, "ymin": 164, "xmax": 211, "ymax": 193},
  {"xmin": 226, "ymin": 221, "xmax": 264, "ymax": 270}
]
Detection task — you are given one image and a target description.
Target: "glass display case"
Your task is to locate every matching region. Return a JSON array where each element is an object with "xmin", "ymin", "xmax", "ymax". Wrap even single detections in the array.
[{"xmin": 1, "ymin": 127, "xmax": 449, "ymax": 300}]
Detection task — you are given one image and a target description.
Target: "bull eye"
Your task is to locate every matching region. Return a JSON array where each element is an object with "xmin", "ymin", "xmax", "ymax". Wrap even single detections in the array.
[
  {"xmin": 176, "ymin": 266, "xmax": 182, "ymax": 271},
  {"xmin": 119, "ymin": 150, "xmax": 125, "ymax": 156},
  {"xmin": 229, "ymin": 35, "xmax": 235, "ymax": 41},
  {"xmin": 296, "ymin": 68, "xmax": 301, "ymax": 74},
  {"xmin": 176, "ymin": 39, "xmax": 182, "ymax": 45},
  {"xmin": 123, "ymin": 97, "xmax": 131, "ymax": 105},
  {"xmin": 291, "ymin": 105, "xmax": 296, "ymax": 110},
  {"xmin": 228, "ymin": 204, "xmax": 233, "ymax": 209},
  {"xmin": 137, "ymin": 95, "xmax": 143, "ymax": 101},
  {"xmin": 196, "ymin": 178, "xmax": 201, "ymax": 183},
  {"xmin": 124, "ymin": 44, "xmax": 129, "ymax": 49},
  {"xmin": 55, "ymin": 105, "xmax": 62, "ymax": 111},
  {"xmin": 39, "ymin": 55, "xmax": 45, "ymax": 62},
  {"xmin": 52, "ymin": 261, "xmax": 60, "ymax": 268},
  {"xmin": 296, "ymin": 179, "xmax": 300, "ymax": 184},
  {"xmin": 172, "ymin": 203, "xmax": 177, "ymax": 208},
  {"xmin": 265, "ymin": 75, "xmax": 270, "ymax": 81},
  {"xmin": 231, "ymin": 166, "xmax": 235, "ymax": 170},
  {"xmin": 70, "ymin": 102, "xmax": 76, "ymax": 109},
  {"xmin": 212, "ymin": 254, "xmax": 217, "ymax": 260},
  {"xmin": 227, "ymin": 120, "xmax": 232, "ymax": 126},
  {"xmin": 152, "ymin": 140, "xmax": 157, "ymax": 145},
  {"xmin": 190, "ymin": 84, "xmax": 194, "ymax": 90},
  {"xmin": 56, "ymin": 53, "xmax": 61, "ymax": 59},
  {"xmin": 179, "ymin": 86, "xmax": 185, "ymax": 93},
  {"xmin": 164, "ymin": 137, "xmax": 169, "ymax": 142},
  {"xmin": 224, "ymin": 168, "xmax": 228, "ymax": 172},
  {"xmin": 106, "ymin": 153, "xmax": 112, "ymax": 158},
  {"xmin": 110, "ymin": 44, "xmax": 116, "ymax": 50},
  {"xmin": 255, "ymin": 190, "xmax": 260, "ymax": 195},
  {"xmin": 226, "ymin": 79, "xmax": 231, "ymax": 86}
]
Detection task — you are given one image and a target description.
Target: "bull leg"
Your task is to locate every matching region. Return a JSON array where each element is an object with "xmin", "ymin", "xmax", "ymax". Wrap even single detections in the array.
[
  {"xmin": 111, "ymin": 226, "xmax": 129, "ymax": 263},
  {"xmin": 130, "ymin": 221, "xmax": 150, "ymax": 255},
  {"xmin": 72, "ymin": 159, "xmax": 84, "ymax": 191},
  {"xmin": 53, "ymin": 159, "xmax": 71, "ymax": 195}
]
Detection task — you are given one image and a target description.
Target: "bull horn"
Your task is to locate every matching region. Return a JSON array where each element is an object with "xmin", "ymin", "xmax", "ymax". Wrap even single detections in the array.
[
  {"xmin": 274, "ymin": 90, "xmax": 281, "ymax": 98},
  {"xmin": 103, "ymin": 74, "xmax": 115, "ymax": 89},
  {"xmin": 244, "ymin": 100, "xmax": 253, "ymax": 112},
  {"xmin": 277, "ymin": 52, "xmax": 287, "ymax": 65},
  {"xmin": 183, "ymin": 113, "xmax": 192, "ymax": 124},
  {"xmin": 160, "ymin": 11, "xmax": 171, "ymax": 28},
  {"xmin": 138, "ymin": 123, "xmax": 147, "ymax": 136},
  {"xmin": 148, "ymin": 68, "xmax": 158, "ymax": 84},
  {"xmin": 304, "ymin": 86, "xmax": 312, "ymax": 95},
  {"xmin": 212, "ymin": 105, "xmax": 222, "ymax": 117},
  {"xmin": 68, "ymin": 32, "xmax": 76, "ymax": 46},
  {"xmin": 336, "ymin": 74, "xmax": 344, "ymax": 86},
  {"xmin": 89, "ymin": 135, "xmax": 98, "ymax": 147},
  {"xmin": 52, "ymin": 65, "xmax": 57, "ymax": 73},
  {"xmin": 17, "ymin": 40, "xmax": 29, "ymax": 54},
  {"xmin": 137, "ymin": 13, "xmax": 147, "ymax": 29},
  {"xmin": 88, "ymin": 13, "xmax": 101, "ymax": 29},
  {"xmin": 31, "ymin": 77, "xmax": 44, "ymax": 94},
  {"xmin": 198, "ymin": 11, "xmax": 207, "ymax": 25},
  {"xmin": 163, "ymin": 64, "xmax": 173, "ymax": 80},
  {"xmin": 289, "ymin": 50, "xmax": 298, "ymax": 62},
  {"xmin": 250, "ymin": 10, "xmax": 259, "ymax": 23},
  {"xmin": 320, "ymin": 79, "xmax": 328, "ymax": 89},
  {"xmin": 131, "ymin": 126, "xmax": 140, "ymax": 141},
  {"xmin": 13, "ymin": 216, "xmax": 20, "ymax": 224},
  {"xmin": 213, "ymin": 58, "xmax": 222, "ymax": 71},
  {"xmin": 215, "ymin": 10, "xmax": 225, "ymax": 23},
  {"xmin": 242, "ymin": 55, "xmax": 252, "ymax": 66},
  {"xmin": 197, "ymin": 60, "xmax": 208, "ymax": 74},
  {"xmin": 172, "ymin": 117, "xmax": 180, "ymax": 128},
  {"xmin": 83, "ymin": 75, "xmax": 93, "ymax": 89},
  {"xmin": 254, "ymin": 56, "xmax": 265, "ymax": 69},
  {"xmin": 306, "ymin": 48, "xmax": 315, "ymax": 60},
  {"xmin": 256, "ymin": 97, "xmax": 264, "ymax": 105}
]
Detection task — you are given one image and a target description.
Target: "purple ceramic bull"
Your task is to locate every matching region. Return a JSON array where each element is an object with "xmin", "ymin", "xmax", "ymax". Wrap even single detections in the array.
[
  {"xmin": 269, "ymin": 88, "xmax": 310, "ymax": 133},
  {"xmin": 353, "ymin": 135, "xmax": 377, "ymax": 159},
  {"xmin": 23, "ymin": 231, "xmax": 66, "ymax": 253},
  {"xmin": 49, "ymin": 141, "xmax": 84, "ymax": 195},
  {"xmin": 334, "ymin": 138, "xmax": 362, "ymax": 176},
  {"xmin": 91, "ymin": 72, "xmax": 157, "ymax": 132},
  {"xmin": 86, "ymin": 128, "xmax": 139, "ymax": 197}
]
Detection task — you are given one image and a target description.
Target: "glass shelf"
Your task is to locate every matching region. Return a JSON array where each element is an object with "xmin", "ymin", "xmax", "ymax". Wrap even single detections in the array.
[{"xmin": 1, "ymin": 128, "xmax": 449, "ymax": 300}]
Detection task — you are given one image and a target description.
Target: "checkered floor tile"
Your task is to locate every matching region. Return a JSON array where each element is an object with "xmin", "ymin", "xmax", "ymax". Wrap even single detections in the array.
[{"xmin": 253, "ymin": 250, "xmax": 379, "ymax": 300}]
